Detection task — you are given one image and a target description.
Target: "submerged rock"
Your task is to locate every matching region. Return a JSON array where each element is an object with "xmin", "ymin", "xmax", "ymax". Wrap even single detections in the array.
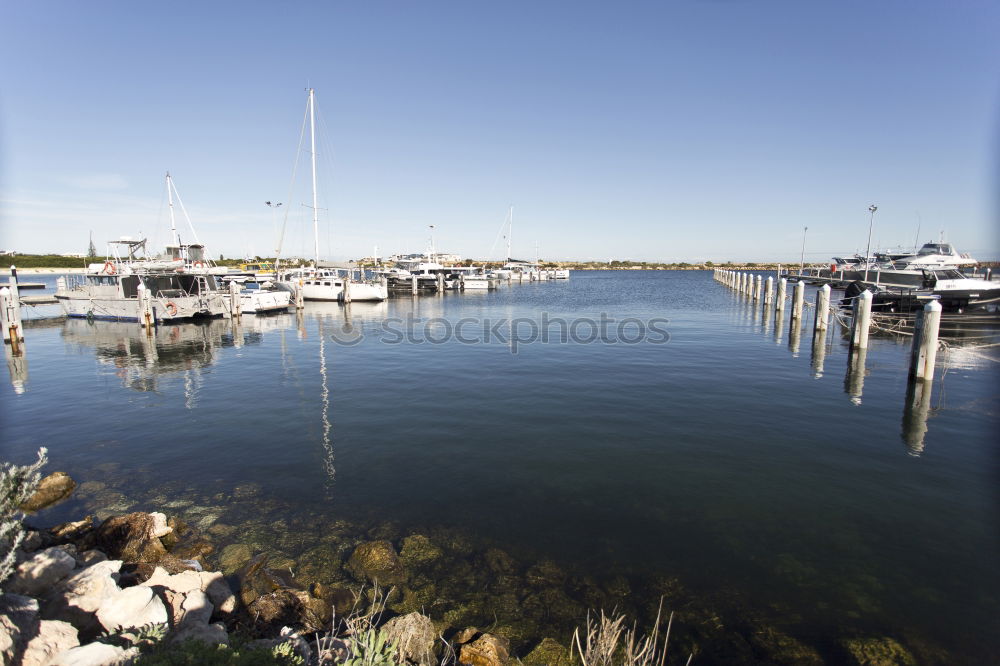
[
  {"xmin": 400, "ymin": 535, "xmax": 444, "ymax": 567},
  {"xmin": 841, "ymin": 637, "xmax": 917, "ymax": 666},
  {"xmin": 20, "ymin": 472, "xmax": 76, "ymax": 513},
  {"xmin": 382, "ymin": 612, "xmax": 436, "ymax": 666},
  {"xmin": 522, "ymin": 637, "xmax": 573, "ymax": 666},
  {"xmin": 218, "ymin": 543, "xmax": 252, "ymax": 574},
  {"xmin": 346, "ymin": 540, "xmax": 406, "ymax": 586}
]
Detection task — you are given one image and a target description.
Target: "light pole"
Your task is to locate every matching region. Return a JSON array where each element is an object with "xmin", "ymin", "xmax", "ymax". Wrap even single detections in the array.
[
  {"xmin": 864, "ymin": 204, "xmax": 877, "ymax": 282},
  {"xmin": 799, "ymin": 226, "xmax": 808, "ymax": 274}
]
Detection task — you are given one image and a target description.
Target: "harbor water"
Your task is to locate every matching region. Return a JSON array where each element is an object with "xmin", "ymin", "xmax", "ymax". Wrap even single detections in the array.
[{"xmin": 3, "ymin": 270, "xmax": 998, "ymax": 662}]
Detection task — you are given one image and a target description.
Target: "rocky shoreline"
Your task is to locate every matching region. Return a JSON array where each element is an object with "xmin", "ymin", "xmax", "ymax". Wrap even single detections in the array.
[{"xmin": 2, "ymin": 470, "xmax": 929, "ymax": 665}]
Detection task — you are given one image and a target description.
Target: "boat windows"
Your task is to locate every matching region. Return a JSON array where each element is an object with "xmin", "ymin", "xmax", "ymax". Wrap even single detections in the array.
[
  {"xmin": 933, "ymin": 270, "xmax": 964, "ymax": 280},
  {"xmin": 86, "ymin": 276, "xmax": 118, "ymax": 287}
]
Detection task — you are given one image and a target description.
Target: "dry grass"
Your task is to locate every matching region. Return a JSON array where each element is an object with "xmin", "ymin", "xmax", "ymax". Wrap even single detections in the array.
[{"xmin": 572, "ymin": 599, "xmax": 692, "ymax": 666}]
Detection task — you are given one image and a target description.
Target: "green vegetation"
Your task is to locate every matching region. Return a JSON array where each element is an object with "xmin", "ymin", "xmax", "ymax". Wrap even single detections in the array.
[{"xmin": 1, "ymin": 447, "xmax": 47, "ymax": 588}]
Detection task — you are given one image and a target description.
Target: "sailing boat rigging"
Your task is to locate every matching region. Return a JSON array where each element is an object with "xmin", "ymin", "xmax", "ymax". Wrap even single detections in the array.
[{"xmin": 276, "ymin": 89, "xmax": 388, "ymax": 302}]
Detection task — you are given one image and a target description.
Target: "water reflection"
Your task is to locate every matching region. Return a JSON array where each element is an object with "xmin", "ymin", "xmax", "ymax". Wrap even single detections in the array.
[
  {"xmin": 810, "ymin": 327, "xmax": 828, "ymax": 379},
  {"xmin": 844, "ymin": 348, "xmax": 869, "ymax": 406},
  {"xmin": 902, "ymin": 380, "xmax": 933, "ymax": 456},
  {"xmin": 788, "ymin": 316, "xmax": 802, "ymax": 357},
  {"xmin": 4, "ymin": 344, "xmax": 28, "ymax": 394}
]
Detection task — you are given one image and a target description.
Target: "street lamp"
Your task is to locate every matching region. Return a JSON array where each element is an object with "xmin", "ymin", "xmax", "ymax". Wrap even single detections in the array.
[
  {"xmin": 799, "ymin": 226, "xmax": 808, "ymax": 274},
  {"xmin": 864, "ymin": 204, "xmax": 877, "ymax": 282}
]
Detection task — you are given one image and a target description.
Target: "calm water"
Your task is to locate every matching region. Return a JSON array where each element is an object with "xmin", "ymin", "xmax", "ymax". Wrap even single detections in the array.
[{"xmin": 3, "ymin": 271, "xmax": 998, "ymax": 662}]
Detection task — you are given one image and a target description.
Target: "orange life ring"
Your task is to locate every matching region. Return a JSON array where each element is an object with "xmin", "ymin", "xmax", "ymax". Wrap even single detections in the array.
[
  {"xmin": 165, "ymin": 302, "xmax": 179, "ymax": 317},
  {"xmin": 193, "ymin": 260, "xmax": 205, "ymax": 269},
  {"xmin": 103, "ymin": 261, "xmax": 117, "ymax": 275}
]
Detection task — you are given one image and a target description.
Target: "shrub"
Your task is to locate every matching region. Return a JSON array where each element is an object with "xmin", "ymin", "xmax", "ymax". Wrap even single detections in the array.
[{"xmin": 0, "ymin": 447, "xmax": 47, "ymax": 589}]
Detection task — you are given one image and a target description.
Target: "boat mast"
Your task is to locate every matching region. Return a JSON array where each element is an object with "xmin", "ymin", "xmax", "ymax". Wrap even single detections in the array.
[
  {"xmin": 309, "ymin": 88, "xmax": 320, "ymax": 268},
  {"xmin": 166, "ymin": 172, "xmax": 179, "ymax": 247},
  {"xmin": 507, "ymin": 205, "xmax": 513, "ymax": 262}
]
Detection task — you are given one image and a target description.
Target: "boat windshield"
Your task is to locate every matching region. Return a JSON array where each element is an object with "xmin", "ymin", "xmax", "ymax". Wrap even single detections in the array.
[
  {"xmin": 932, "ymin": 270, "xmax": 965, "ymax": 280},
  {"xmin": 918, "ymin": 243, "xmax": 953, "ymax": 255}
]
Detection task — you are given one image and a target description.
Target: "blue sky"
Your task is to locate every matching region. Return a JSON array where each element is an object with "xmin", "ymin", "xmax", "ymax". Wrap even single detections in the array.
[{"xmin": 1, "ymin": 1, "xmax": 997, "ymax": 262}]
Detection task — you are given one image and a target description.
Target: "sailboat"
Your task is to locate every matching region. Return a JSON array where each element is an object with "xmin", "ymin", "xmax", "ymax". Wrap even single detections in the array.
[{"xmin": 276, "ymin": 89, "xmax": 388, "ymax": 302}]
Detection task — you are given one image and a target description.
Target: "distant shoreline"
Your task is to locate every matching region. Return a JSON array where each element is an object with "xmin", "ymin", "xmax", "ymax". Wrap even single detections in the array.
[{"xmin": 1, "ymin": 268, "xmax": 89, "ymax": 275}]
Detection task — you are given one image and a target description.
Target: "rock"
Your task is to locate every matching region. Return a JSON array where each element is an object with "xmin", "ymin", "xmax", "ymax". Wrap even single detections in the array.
[
  {"xmin": 458, "ymin": 632, "xmax": 510, "ymax": 666},
  {"xmin": 400, "ymin": 535, "xmax": 444, "ymax": 567},
  {"xmin": 482, "ymin": 549, "xmax": 516, "ymax": 575},
  {"xmin": 311, "ymin": 583, "xmax": 357, "ymax": 618},
  {"xmin": 522, "ymin": 637, "xmax": 572, "ymax": 666},
  {"xmin": 751, "ymin": 626, "xmax": 823, "ymax": 665},
  {"xmin": 9, "ymin": 547, "xmax": 78, "ymax": 596},
  {"xmin": 22, "ymin": 530, "xmax": 44, "ymax": 552},
  {"xmin": 50, "ymin": 517, "xmax": 94, "ymax": 542},
  {"xmin": 841, "ymin": 637, "xmax": 917, "ymax": 666},
  {"xmin": 345, "ymin": 540, "xmax": 406, "ymax": 586},
  {"xmin": 21, "ymin": 620, "xmax": 80, "ymax": 666},
  {"xmin": 93, "ymin": 513, "xmax": 168, "ymax": 564},
  {"xmin": 49, "ymin": 641, "xmax": 138, "ymax": 665},
  {"xmin": 42, "ymin": 560, "xmax": 123, "ymax": 636},
  {"xmin": 79, "ymin": 550, "xmax": 108, "ymax": 567},
  {"xmin": 452, "ymin": 627, "xmax": 479, "ymax": 645},
  {"xmin": 525, "ymin": 560, "xmax": 566, "ymax": 587},
  {"xmin": 218, "ymin": 543, "xmax": 252, "ymax": 573},
  {"xmin": 141, "ymin": 566, "xmax": 236, "ymax": 617},
  {"xmin": 291, "ymin": 589, "xmax": 331, "ymax": 632},
  {"xmin": 149, "ymin": 512, "xmax": 172, "ymax": 538},
  {"xmin": 247, "ymin": 589, "xmax": 303, "ymax": 632},
  {"xmin": 382, "ymin": 612, "xmax": 436, "ymax": 666},
  {"xmin": 170, "ymin": 621, "xmax": 229, "ymax": 646},
  {"xmin": 20, "ymin": 472, "xmax": 76, "ymax": 512},
  {"xmin": 96, "ymin": 585, "xmax": 169, "ymax": 632},
  {"xmin": 0, "ymin": 593, "xmax": 40, "ymax": 665}
]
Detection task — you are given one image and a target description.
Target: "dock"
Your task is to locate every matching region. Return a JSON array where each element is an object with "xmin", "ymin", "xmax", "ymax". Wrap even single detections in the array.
[{"xmin": 19, "ymin": 294, "xmax": 59, "ymax": 305}]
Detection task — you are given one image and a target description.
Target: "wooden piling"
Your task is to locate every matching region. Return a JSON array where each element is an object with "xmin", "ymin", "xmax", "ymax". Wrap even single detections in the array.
[
  {"xmin": 849, "ymin": 290, "xmax": 872, "ymax": 351},
  {"xmin": 776, "ymin": 278, "xmax": 787, "ymax": 312},
  {"xmin": 753, "ymin": 275, "xmax": 762, "ymax": 301},
  {"xmin": 790, "ymin": 281, "xmax": 805, "ymax": 320},
  {"xmin": 294, "ymin": 281, "xmax": 304, "ymax": 309},
  {"xmin": 1, "ymin": 286, "xmax": 24, "ymax": 352},
  {"xmin": 228, "ymin": 281, "xmax": 242, "ymax": 318},
  {"xmin": 813, "ymin": 284, "xmax": 830, "ymax": 333},
  {"xmin": 342, "ymin": 277, "xmax": 352, "ymax": 303},
  {"xmin": 763, "ymin": 276, "xmax": 773, "ymax": 306},
  {"xmin": 138, "ymin": 283, "xmax": 156, "ymax": 331},
  {"xmin": 411, "ymin": 274, "xmax": 418, "ymax": 295},
  {"xmin": 909, "ymin": 300, "xmax": 942, "ymax": 382}
]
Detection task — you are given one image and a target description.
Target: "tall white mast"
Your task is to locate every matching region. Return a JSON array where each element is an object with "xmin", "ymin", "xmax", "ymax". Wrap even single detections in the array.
[
  {"xmin": 506, "ymin": 205, "xmax": 513, "ymax": 262},
  {"xmin": 309, "ymin": 88, "xmax": 320, "ymax": 268},
  {"xmin": 166, "ymin": 172, "xmax": 179, "ymax": 247}
]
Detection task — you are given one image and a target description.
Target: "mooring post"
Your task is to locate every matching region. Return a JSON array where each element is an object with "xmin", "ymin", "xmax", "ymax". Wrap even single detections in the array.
[
  {"xmin": 776, "ymin": 278, "xmax": 787, "ymax": 312},
  {"xmin": 754, "ymin": 275, "xmax": 762, "ymax": 301},
  {"xmin": 986, "ymin": 268, "xmax": 992, "ymax": 282},
  {"xmin": 763, "ymin": 276, "xmax": 774, "ymax": 306},
  {"xmin": 849, "ymin": 290, "xmax": 873, "ymax": 351},
  {"xmin": 342, "ymin": 276, "xmax": 352, "ymax": 303},
  {"xmin": 294, "ymin": 280, "xmax": 304, "ymax": 309},
  {"xmin": 8, "ymin": 266, "xmax": 21, "ymax": 311},
  {"xmin": 791, "ymin": 281, "xmax": 805, "ymax": 320},
  {"xmin": 1, "ymin": 286, "xmax": 24, "ymax": 353},
  {"xmin": 813, "ymin": 284, "xmax": 830, "ymax": 334},
  {"xmin": 228, "ymin": 280, "xmax": 242, "ymax": 318},
  {"xmin": 908, "ymin": 300, "xmax": 942, "ymax": 382},
  {"xmin": 437, "ymin": 273, "xmax": 445, "ymax": 294},
  {"xmin": 138, "ymin": 283, "xmax": 156, "ymax": 331},
  {"xmin": 411, "ymin": 274, "xmax": 418, "ymax": 295}
]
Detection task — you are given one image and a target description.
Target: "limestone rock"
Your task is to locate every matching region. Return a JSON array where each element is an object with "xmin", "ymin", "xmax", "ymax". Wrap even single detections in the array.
[
  {"xmin": 22, "ymin": 530, "xmax": 45, "ymax": 552},
  {"xmin": 21, "ymin": 620, "xmax": 80, "ymax": 666},
  {"xmin": 42, "ymin": 560, "xmax": 123, "ymax": 635},
  {"xmin": 452, "ymin": 627, "xmax": 479, "ymax": 645},
  {"xmin": 458, "ymin": 633, "xmax": 510, "ymax": 666},
  {"xmin": 247, "ymin": 588, "xmax": 303, "ymax": 632},
  {"xmin": 149, "ymin": 512, "xmax": 172, "ymax": 538},
  {"xmin": 93, "ymin": 513, "xmax": 168, "ymax": 564},
  {"xmin": 382, "ymin": 612, "xmax": 436, "ymax": 666},
  {"xmin": 49, "ymin": 641, "xmax": 138, "ymax": 665},
  {"xmin": 522, "ymin": 637, "xmax": 572, "ymax": 666},
  {"xmin": 841, "ymin": 637, "xmax": 917, "ymax": 666},
  {"xmin": 346, "ymin": 540, "xmax": 406, "ymax": 586},
  {"xmin": 96, "ymin": 585, "xmax": 169, "ymax": 632},
  {"xmin": 170, "ymin": 621, "xmax": 229, "ymax": 646},
  {"xmin": 9, "ymin": 546, "xmax": 77, "ymax": 596},
  {"xmin": 20, "ymin": 471, "xmax": 76, "ymax": 512},
  {"xmin": 0, "ymin": 593, "xmax": 40, "ymax": 665},
  {"xmin": 140, "ymin": 566, "xmax": 236, "ymax": 617}
]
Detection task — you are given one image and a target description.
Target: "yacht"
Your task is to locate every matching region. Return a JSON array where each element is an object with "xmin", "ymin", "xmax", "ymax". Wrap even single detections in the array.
[{"xmin": 275, "ymin": 89, "xmax": 387, "ymax": 302}]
